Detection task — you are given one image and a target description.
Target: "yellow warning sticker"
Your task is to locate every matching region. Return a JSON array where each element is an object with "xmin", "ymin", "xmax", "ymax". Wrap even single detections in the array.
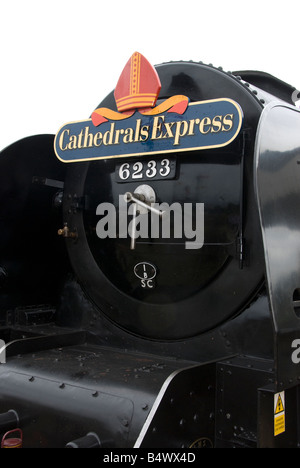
[
  {"xmin": 275, "ymin": 393, "xmax": 284, "ymax": 414},
  {"xmin": 274, "ymin": 391, "xmax": 285, "ymax": 436}
]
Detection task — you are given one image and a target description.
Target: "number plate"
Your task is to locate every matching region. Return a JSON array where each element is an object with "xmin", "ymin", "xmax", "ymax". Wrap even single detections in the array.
[{"xmin": 115, "ymin": 157, "xmax": 177, "ymax": 183}]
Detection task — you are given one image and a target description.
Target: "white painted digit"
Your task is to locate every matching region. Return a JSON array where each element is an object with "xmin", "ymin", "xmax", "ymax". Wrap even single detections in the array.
[
  {"xmin": 132, "ymin": 162, "xmax": 143, "ymax": 179},
  {"xmin": 119, "ymin": 163, "xmax": 130, "ymax": 180},
  {"xmin": 159, "ymin": 159, "xmax": 171, "ymax": 177},
  {"xmin": 146, "ymin": 160, "xmax": 157, "ymax": 178}
]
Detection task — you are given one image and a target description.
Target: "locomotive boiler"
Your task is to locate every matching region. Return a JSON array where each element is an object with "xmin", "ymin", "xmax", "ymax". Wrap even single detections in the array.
[{"xmin": 0, "ymin": 53, "xmax": 300, "ymax": 448}]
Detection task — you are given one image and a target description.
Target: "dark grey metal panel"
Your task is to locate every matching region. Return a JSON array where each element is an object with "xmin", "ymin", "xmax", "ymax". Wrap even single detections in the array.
[
  {"xmin": 134, "ymin": 363, "xmax": 216, "ymax": 448},
  {"xmin": 254, "ymin": 102, "xmax": 300, "ymax": 390},
  {"xmin": 0, "ymin": 344, "xmax": 196, "ymax": 447}
]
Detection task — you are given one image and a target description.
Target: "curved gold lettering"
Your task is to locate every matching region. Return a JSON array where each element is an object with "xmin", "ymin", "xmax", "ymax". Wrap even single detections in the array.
[{"xmin": 59, "ymin": 129, "xmax": 70, "ymax": 151}]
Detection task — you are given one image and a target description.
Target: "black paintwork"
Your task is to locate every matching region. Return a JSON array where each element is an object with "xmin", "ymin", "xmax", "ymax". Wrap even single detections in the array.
[{"xmin": 0, "ymin": 61, "xmax": 299, "ymax": 448}]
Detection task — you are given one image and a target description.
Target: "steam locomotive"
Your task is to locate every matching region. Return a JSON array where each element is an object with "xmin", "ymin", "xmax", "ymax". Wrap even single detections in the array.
[{"xmin": 0, "ymin": 54, "xmax": 300, "ymax": 448}]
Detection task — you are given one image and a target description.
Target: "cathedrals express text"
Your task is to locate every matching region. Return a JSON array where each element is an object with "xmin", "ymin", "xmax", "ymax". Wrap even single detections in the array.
[{"xmin": 54, "ymin": 99, "xmax": 243, "ymax": 163}]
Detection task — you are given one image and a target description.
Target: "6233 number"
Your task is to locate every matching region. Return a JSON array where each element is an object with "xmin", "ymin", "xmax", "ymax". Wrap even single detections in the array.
[{"xmin": 115, "ymin": 157, "xmax": 176, "ymax": 182}]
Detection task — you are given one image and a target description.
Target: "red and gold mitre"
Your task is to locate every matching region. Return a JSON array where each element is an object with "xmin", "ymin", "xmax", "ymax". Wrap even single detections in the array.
[
  {"xmin": 114, "ymin": 52, "xmax": 161, "ymax": 112},
  {"xmin": 91, "ymin": 52, "xmax": 189, "ymax": 126}
]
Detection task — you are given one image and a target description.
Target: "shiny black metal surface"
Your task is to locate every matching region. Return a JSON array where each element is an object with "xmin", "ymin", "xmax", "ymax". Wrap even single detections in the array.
[
  {"xmin": 0, "ymin": 61, "xmax": 300, "ymax": 448},
  {"xmin": 63, "ymin": 62, "xmax": 265, "ymax": 339},
  {"xmin": 0, "ymin": 339, "xmax": 197, "ymax": 448},
  {"xmin": 0, "ymin": 135, "xmax": 69, "ymax": 314},
  {"xmin": 255, "ymin": 102, "xmax": 300, "ymax": 390}
]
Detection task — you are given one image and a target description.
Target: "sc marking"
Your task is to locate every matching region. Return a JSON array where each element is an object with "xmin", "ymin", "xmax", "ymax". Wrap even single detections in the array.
[
  {"xmin": 134, "ymin": 262, "xmax": 157, "ymax": 289},
  {"xmin": 141, "ymin": 279, "xmax": 155, "ymax": 288}
]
